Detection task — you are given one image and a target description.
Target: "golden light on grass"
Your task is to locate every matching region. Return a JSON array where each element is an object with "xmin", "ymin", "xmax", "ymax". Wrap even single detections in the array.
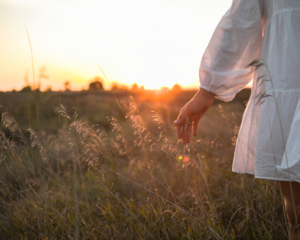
[
  {"xmin": 0, "ymin": 86, "xmax": 287, "ymax": 239},
  {"xmin": 0, "ymin": 0, "xmax": 288, "ymax": 239}
]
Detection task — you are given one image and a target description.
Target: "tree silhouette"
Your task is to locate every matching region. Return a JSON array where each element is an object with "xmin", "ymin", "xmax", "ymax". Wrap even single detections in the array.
[
  {"xmin": 111, "ymin": 83, "xmax": 120, "ymax": 90},
  {"xmin": 171, "ymin": 84, "xmax": 182, "ymax": 93},
  {"xmin": 21, "ymin": 86, "xmax": 32, "ymax": 92},
  {"xmin": 89, "ymin": 76, "xmax": 104, "ymax": 90},
  {"xmin": 131, "ymin": 83, "xmax": 139, "ymax": 91},
  {"xmin": 111, "ymin": 82, "xmax": 128, "ymax": 91},
  {"xmin": 64, "ymin": 81, "xmax": 70, "ymax": 91}
]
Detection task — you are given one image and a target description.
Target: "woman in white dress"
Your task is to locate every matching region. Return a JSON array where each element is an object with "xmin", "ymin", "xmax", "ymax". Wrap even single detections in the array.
[{"xmin": 174, "ymin": 0, "xmax": 300, "ymax": 239}]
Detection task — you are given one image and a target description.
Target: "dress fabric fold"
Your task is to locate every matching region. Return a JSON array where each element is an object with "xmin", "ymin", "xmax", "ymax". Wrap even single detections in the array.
[{"xmin": 199, "ymin": 0, "xmax": 300, "ymax": 182}]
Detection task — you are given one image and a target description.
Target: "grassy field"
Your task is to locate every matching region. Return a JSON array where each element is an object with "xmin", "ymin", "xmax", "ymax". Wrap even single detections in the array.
[{"xmin": 0, "ymin": 88, "xmax": 288, "ymax": 239}]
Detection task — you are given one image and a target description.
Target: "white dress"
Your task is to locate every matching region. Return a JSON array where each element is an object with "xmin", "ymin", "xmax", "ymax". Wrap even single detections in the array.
[{"xmin": 199, "ymin": 0, "xmax": 300, "ymax": 182}]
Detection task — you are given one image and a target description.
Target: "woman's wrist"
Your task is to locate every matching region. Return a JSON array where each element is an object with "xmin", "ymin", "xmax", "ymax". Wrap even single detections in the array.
[{"xmin": 194, "ymin": 87, "xmax": 215, "ymax": 100}]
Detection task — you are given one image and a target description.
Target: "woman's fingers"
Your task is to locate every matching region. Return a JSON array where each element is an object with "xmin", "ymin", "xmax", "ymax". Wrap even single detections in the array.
[
  {"xmin": 174, "ymin": 108, "xmax": 189, "ymax": 140},
  {"xmin": 174, "ymin": 89, "xmax": 214, "ymax": 144},
  {"xmin": 181, "ymin": 124, "xmax": 192, "ymax": 144},
  {"xmin": 176, "ymin": 124, "xmax": 182, "ymax": 139},
  {"xmin": 187, "ymin": 124, "xmax": 192, "ymax": 143},
  {"xmin": 174, "ymin": 110, "xmax": 197, "ymax": 142},
  {"xmin": 193, "ymin": 119, "xmax": 200, "ymax": 137},
  {"xmin": 183, "ymin": 125, "xmax": 191, "ymax": 144},
  {"xmin": 174, "ymin": 107, "xmax": 189, "ymax": 125},
  {"xmin": 182, "ymin": 126, "xmax": 187, "ymax": 144},
  {"xmin": 175, "ymin": 115, "xmax": 200, "ymax": 142},
  {"xmin": 175, "ymin": 120, "xmax": 198, "ymax": 144}
]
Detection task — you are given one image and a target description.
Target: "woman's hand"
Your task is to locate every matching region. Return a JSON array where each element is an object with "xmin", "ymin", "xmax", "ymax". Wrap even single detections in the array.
[{"xmin": 174, "ymin": 88, "xmax": 215, "ymax": 144}]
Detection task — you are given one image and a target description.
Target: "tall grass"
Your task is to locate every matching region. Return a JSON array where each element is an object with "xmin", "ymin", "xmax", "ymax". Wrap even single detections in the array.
[{"xmin": 0, "ymin": 94, "xmax": 288, "ymax": 239}]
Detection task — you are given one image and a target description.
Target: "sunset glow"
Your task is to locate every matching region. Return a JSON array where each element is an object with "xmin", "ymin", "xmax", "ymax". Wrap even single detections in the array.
[{"xmin": 0, "ymin": 0, "xmax": 232, "ymax": 91}]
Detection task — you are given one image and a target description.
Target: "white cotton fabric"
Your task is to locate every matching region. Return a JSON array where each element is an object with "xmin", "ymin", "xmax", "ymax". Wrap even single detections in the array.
[
  {"xmin": 277, "ymin": 101, "xmax": 300, "ymax": 182},
  {"xmin": 199, "ymin": 0, "xmax": 300, "ymax": 182}
]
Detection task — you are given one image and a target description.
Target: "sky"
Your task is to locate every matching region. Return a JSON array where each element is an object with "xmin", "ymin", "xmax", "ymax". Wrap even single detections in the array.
[{"xmin": 0, "ymin": 0, "xmax": 232, "ymax": 91}]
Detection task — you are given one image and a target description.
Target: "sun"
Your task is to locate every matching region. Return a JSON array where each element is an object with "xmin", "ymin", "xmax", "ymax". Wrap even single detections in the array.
[{"xmin": 133, "ymin": 63, "xmax": 185, "ymax": 89}]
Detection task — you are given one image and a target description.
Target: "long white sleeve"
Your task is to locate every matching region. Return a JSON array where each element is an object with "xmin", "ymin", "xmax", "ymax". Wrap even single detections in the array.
[{"xmin": 199, "ymin": 0, "xmax": 264, "ymax": 102}]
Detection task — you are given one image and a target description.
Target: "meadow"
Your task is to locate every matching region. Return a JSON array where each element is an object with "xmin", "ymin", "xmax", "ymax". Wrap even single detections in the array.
[{"xmin": 0, "ymin": 88, "xmax": 288, "ymax": 239}]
